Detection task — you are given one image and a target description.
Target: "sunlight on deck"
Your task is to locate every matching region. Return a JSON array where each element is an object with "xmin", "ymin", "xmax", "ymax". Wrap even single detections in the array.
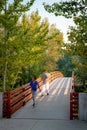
[
  {"xmin": 37, "ymin": 78, "xmax": 72, "ymax": 102},
  {"xmin": 64, "ymin": 78, "xmax": 71, "ymax": 95}
]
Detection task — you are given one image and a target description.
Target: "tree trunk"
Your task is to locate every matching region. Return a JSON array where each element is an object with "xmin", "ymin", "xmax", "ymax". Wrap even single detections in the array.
[
  {"xmin": 3, "ymin": 0, "xmax": 8, "ymax": 92},
  {"xmin": 3, "ymin": 62, "xmax": 7, "ymax": 92}
]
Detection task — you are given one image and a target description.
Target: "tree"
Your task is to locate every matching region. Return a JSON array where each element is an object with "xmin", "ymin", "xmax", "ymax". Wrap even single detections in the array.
[
  {"xmin": 18, "ymin": 12, "xmax": 64, "ymax": 84},
  {"xmin": 0, "ymin": 0, "xmax": 35, "ymax": 91},
  {"xmin": 43, "ymin": 0, "xmax": 87, "ymax": 18},
  {"xmin": 43, "ymin": 24, "xmax": 64, "ymax": 71},
  {"xmin": 0, "ymin": 8, "xmax": 64, "ymax": 90},
  {"xmin": 43, "ymin": 0, "xmax": 87, "ymax": 86},
  {"xmin": 56, "ymin": 55, "xmax": 75, "ymax": 77}
]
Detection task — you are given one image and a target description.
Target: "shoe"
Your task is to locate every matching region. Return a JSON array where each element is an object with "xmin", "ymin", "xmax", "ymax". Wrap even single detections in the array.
[{"xmin": 33, "ymin": 103, "xmax": 35, "ymax": 107}]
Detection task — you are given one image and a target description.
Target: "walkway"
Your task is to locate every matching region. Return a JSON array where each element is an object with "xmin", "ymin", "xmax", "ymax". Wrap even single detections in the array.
[{"xmin": 0, "ymin": 78, "xmax": 87, "ymax": 130}]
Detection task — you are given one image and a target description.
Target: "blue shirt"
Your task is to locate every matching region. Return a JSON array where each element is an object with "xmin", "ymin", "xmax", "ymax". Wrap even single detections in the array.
[{"xmin": 30, "ymin": 80, "xmax": 39, "ymax": 91}]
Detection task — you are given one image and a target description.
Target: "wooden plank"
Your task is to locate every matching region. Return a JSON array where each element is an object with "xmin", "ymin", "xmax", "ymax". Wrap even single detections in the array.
[
  {"xmin": 10, "ymin": 94, "xmax": 23, "ymax": 106},
  {"xmin": 11, "ymin": 100, "xmax": 23, "ymax": 114}
]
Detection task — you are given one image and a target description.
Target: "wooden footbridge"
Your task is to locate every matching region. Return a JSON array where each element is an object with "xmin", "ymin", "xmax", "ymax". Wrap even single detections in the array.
[{"xmin": 1, "ymin": 71, "xmax": 87, "ymax": 130}]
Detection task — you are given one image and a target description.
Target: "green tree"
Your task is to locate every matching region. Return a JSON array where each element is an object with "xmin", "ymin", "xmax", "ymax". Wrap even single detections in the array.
[
  {"xmin": 43, "ymin": 0, "xmax": 86, "ymax": 18},
  {"xmin": 43, "ymin": 0, "xmax": 87, "ymax": 86},
  {"xmin": 56, "ymin": 55, "xmax": 75, "ymax": 77},
  {"xmin": 0, "ymin": 0, "xmax": 35, "ymax": 91},
  {"xmin": 0, "ymin": 4, "xmax": 64, "ymax": 91},
  {"xmin": 42, "ymin": 24, "xmax": 64, "ymax": 71},
  {"xmin": 19, "ymin": 12, "xmax": 64, "ymax": 83}
]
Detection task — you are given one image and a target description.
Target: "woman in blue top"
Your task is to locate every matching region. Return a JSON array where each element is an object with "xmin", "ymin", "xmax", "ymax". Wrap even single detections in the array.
[{"xmin": 30, "ymin": 75, "xmax": 40, "ymax": 107}]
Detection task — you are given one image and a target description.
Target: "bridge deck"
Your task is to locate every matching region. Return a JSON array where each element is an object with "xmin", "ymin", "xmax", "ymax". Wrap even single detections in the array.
[
  {"xmin": 0, "ymin": 77, "xmax": 87, "ymax": 130},
  {"xmin": 12, "ymin": 77, "xmax": 71, "ymax": 120}
]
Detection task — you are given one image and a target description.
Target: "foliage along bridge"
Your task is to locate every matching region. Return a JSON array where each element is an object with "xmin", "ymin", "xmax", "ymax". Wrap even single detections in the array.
[{"xmin": 3, "ymin": 71, "xmax": 76, "ymax": 120}]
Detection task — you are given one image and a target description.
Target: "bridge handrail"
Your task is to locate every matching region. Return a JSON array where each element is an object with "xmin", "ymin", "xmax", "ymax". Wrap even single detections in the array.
[
  {"xmin": 70, "ymin": 71, "xmax": 79, "ymax": 120},
  {"xmin": 3, "ymin": 71, "xmax": 63, "ymax": 118}
]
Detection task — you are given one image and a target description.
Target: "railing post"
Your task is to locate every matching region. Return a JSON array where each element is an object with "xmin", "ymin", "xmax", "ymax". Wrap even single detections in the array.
[
  {"xmin": 72, "ymin": 71, "xmax": 75, "ymax": 92},
  {"xmin": 3, "ymin": 92, "xmax": 11, "ymax": 118},
  {"xmin": 70, "ymin": 92, "xmax": 78, "ymax": 120},
  {"xmin": 7, "ymin": 92, "xmax": 11, "ymax": 118}
]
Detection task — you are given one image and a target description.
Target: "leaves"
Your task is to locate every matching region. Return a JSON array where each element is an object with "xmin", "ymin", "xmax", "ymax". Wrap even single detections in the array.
[
  {"xmin": 43, "ymin": 0, "xmax": 87, "ymax": 18},
  {"xmin": 44, "ymin": 0, "xmax": 87, "ymax": 85},
  {"xmin": 0, "ymin": 0, "xmax": 35, "ymax": 91},
  {"xmin": 0, "ymin": 7, "xmax": 64, "ymax": 90}
]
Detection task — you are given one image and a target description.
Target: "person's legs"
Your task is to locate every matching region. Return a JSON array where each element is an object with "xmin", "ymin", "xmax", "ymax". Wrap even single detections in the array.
[
  {"xmin": 32, "ymin": 90, "xmax": 36, "ymax": 106},
  {"xmin": 40, "ymin": 84, "xmax": 45, "ymax": 96},
  {"xmin": 40, "ymin": 82, "xmax": 49, "ymax": 96},
  {"xmin": 45, "ymin": 82, "xmax": 49, "ymax": 95}
]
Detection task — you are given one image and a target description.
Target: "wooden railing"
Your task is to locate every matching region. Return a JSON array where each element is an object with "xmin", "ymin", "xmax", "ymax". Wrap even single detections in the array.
[
  {"xmin": 70, "ymin": 71, "xmax": 79, "ymax": 120},
  {"xmin": 3, "ymin": 71, "xmax": 63, "ymax": 118}
]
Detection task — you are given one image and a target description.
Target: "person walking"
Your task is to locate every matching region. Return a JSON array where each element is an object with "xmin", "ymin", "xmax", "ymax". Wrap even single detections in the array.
[
  {"xmin": 40, "ymin": 70, "xmax": 50, "ymax": 96},
  {"xmin": 29, "ymin": 75, "xmax": 41, "ymax": 107}
]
